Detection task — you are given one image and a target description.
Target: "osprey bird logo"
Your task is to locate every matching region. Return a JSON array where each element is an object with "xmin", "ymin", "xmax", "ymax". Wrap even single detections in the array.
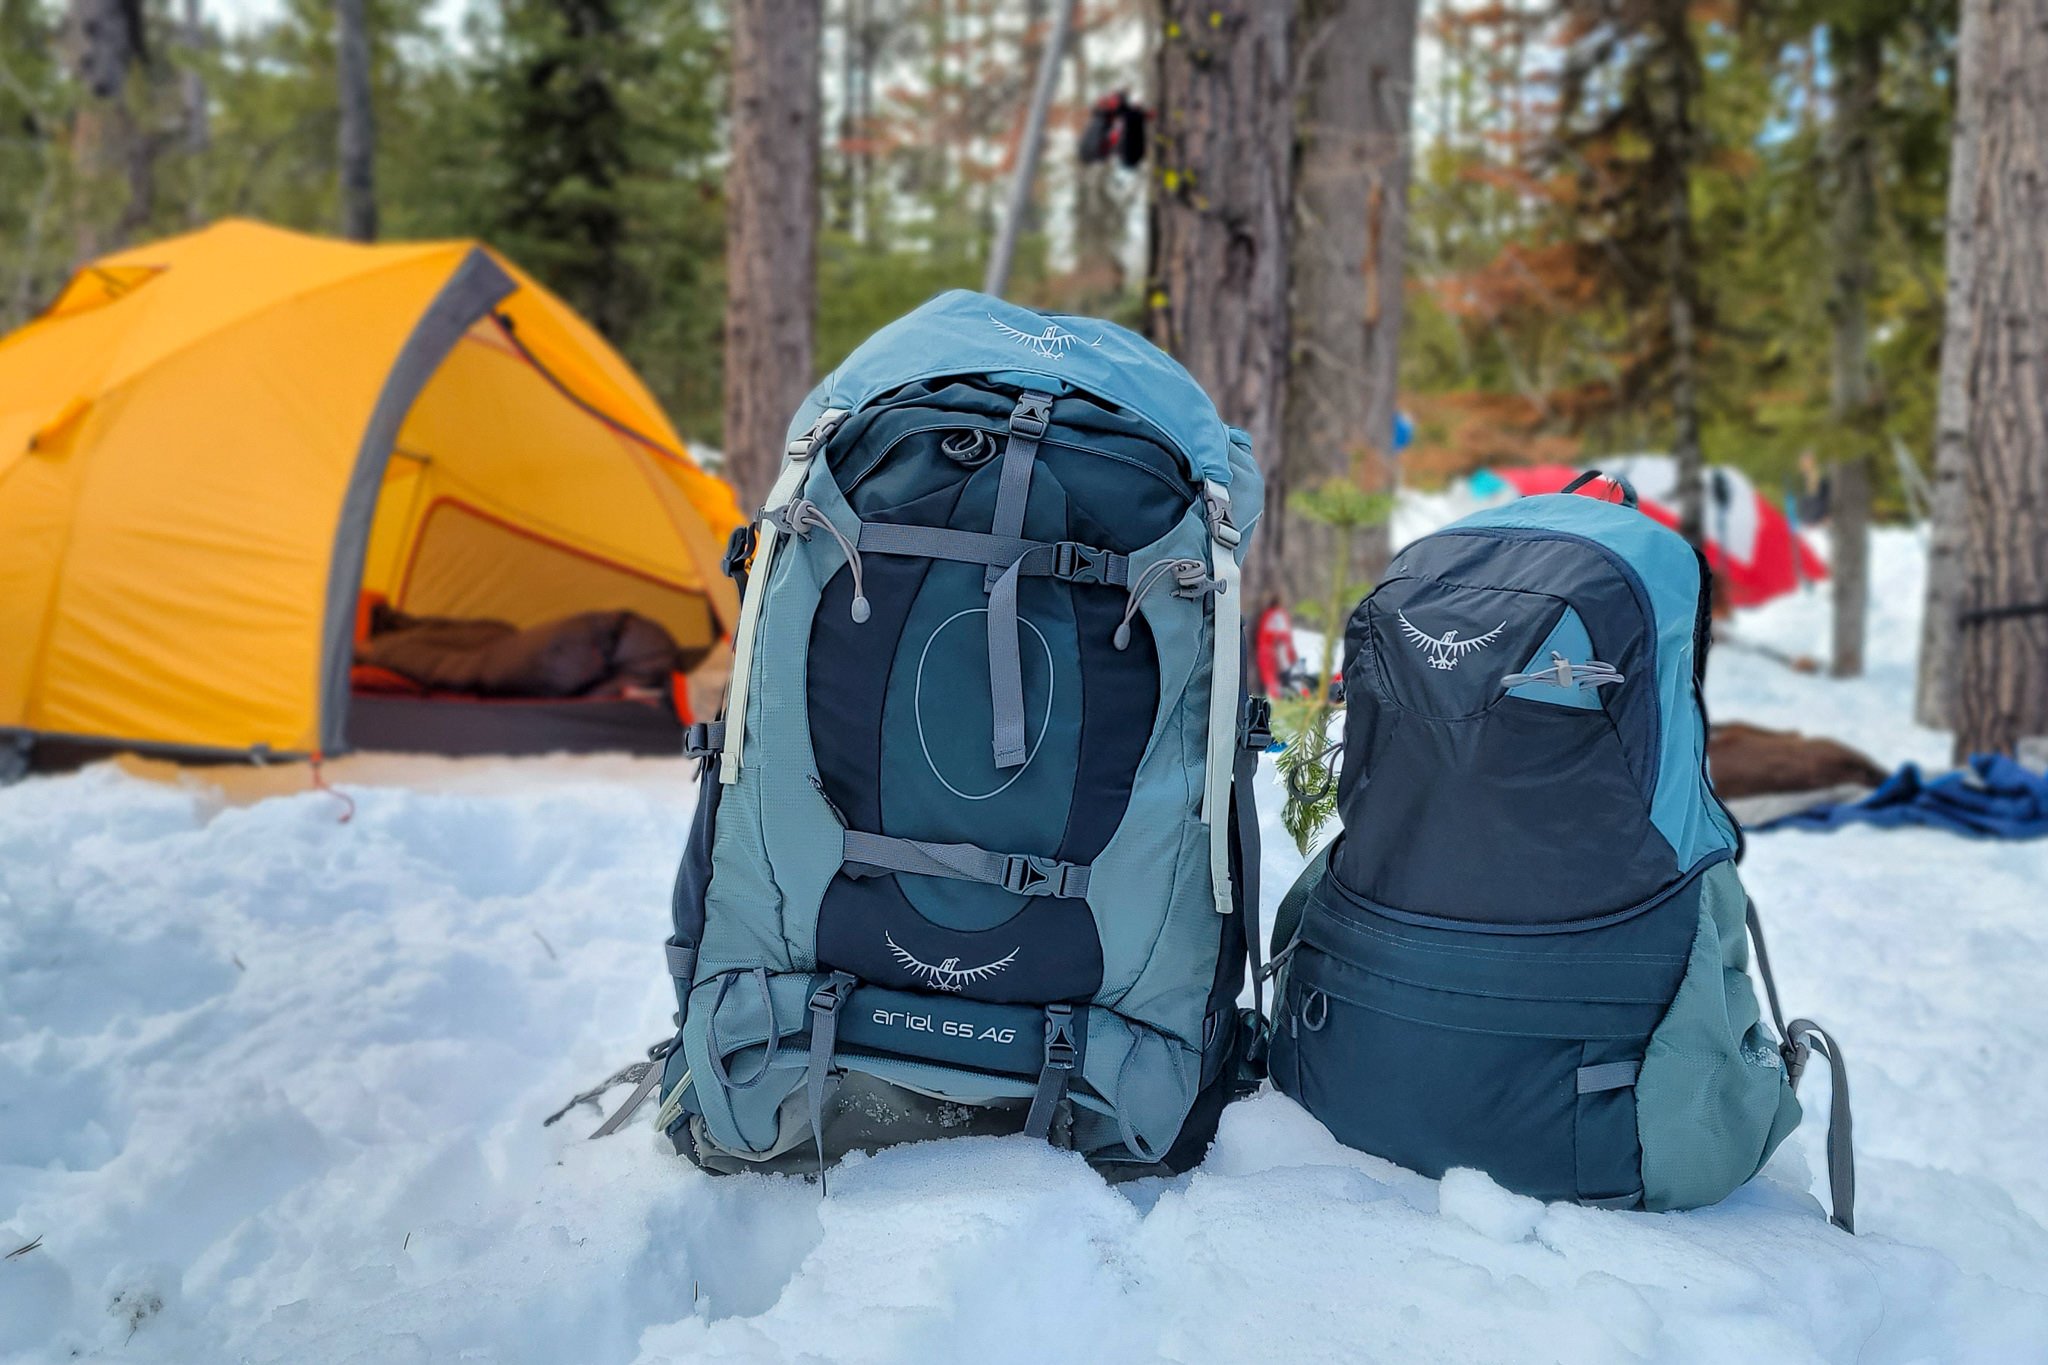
[
  {"xmin": 886, "ymin": 932, "xmax": 1019, "ymax": 993},
  {"xmin": 988, "ymin": 313, "xmax": 1102, "ymax": 361},
  {"xmin": 1398, "ymin": 610, "xmax": 1508, "ymax": 671}
]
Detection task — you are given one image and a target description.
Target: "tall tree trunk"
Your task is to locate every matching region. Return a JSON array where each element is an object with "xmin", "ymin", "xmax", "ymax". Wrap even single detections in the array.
[
  {"xmin": 335, "ymin": 0, "xmax": 376, "ymax": 241},
  {"xmin": 1952, "ymin": 0, "xmax": 2048, "ymax": 760},
  {"xmin": 1278, "ymin": 0, "xmax": 1417, "ymax": 609},
  {"xmin": 1149, "ymin": 0, "xmax": 1292, "ymax": 603},
  {"xmin": 724, "ymin": 0, "xmax": 821, "ymax": 512},
  {"xmin": 64, "ymin": 0, "xmax": 147, "ymax": 258},
  {"xmin": 1917, "ymin": 0, "xmax": 1991, "ymax": 728},
  {"xmin": 1827, "ymin": 24, "xmax": 1882, "ymax": 679},
  {"xmin": 1649, "ymin": 0, "xmax": 1704, "ymax": 546}
]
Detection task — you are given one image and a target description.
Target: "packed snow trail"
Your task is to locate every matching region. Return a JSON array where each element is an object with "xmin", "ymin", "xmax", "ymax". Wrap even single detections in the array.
[{"xmin": 3, "ymin": 529, "xmax": 2047, "ymax": 1363}]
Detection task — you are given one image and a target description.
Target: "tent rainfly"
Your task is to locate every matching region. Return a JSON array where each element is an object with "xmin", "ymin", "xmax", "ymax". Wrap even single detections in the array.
[{"xmin": 0, "ymin": 219, "xmax": 743, "ymax": 767}]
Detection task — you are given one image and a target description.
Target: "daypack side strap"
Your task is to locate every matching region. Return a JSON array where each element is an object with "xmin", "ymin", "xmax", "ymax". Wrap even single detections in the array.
[
  {"xmin": 1744, "ymin": 900, "xmax": 1792, "ymax": 1042},
  {"xmin": 1785, "ymin": 1018, "xmax": 1857, "ymax": 1234},
  {"xmin": 1747, "ymin": 902, "xmax": 1856, "ymax": 1234},
  {"xmin": 842, "ymin": 829, "xmax": 1091, "ymax": 899}
]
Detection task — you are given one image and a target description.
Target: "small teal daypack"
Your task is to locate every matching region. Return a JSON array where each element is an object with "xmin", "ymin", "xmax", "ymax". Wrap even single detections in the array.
[{"xmin": 1268, "ymin": 475, "xmax": 1855, "ymax": 1228}]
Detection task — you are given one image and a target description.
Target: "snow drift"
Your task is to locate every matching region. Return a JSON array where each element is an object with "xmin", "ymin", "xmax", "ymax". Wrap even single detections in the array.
[{"xmin": 3, "ymin": 528, "xmax": 2046, "ymax": 1363}]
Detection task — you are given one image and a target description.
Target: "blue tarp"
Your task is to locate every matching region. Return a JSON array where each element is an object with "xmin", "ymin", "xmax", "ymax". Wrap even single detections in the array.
[{"xmin": 1759, "ymin": 753, "xmax": 2048, "ymax": 840}]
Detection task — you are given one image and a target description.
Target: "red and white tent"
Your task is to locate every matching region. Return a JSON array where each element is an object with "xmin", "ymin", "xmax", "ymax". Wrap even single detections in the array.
[{"xmin": 1490, "ymin": 456, "xmax": 1827, "ymax": 609}]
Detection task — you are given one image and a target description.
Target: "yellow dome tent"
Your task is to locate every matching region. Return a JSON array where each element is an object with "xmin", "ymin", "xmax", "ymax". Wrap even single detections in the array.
[{"xmin": 0, "ymin": 219, "xmax": 743, "ymax": 767}]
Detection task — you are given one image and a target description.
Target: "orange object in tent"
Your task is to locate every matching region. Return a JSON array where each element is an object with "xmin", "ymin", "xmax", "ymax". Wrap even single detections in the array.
[{"xmin": 0, "ymin": 219, "xmax": 743, "ymax": 762}]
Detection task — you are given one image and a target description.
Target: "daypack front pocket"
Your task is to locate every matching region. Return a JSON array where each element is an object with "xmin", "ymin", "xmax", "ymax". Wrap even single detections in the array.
[{"xmin": 1270, "ymin": 858, "xmax": 1697, "ymax": 1205}]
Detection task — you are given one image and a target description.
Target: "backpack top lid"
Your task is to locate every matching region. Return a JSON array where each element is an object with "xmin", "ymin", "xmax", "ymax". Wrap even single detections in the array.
[
  {"xmin": 1407, "ymin": 487, "xmax": 1737, "ymax": 872},
  {"xmin": 784, "ymin": 290, "xmax": 1248, "ymax": 488}
]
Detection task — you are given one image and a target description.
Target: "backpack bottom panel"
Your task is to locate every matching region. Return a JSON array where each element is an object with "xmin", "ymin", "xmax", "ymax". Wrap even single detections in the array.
[{"xmin": 667, "ymin": 970, "xmax": 1244, "ymax": 1179}]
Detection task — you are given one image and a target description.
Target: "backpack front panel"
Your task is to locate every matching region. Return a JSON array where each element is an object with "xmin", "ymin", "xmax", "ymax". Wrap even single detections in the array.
[
  {"xmin": 669, "ymin": 362, "xmax": 1261, "ymax": 1172},
  {"xmin": 804, "ymin": 382, "xmax": 1186, "ymax": 1005},
  {"xmin": 1334, "ymin": 527, "xmax": 1678, "ymax": 922}
]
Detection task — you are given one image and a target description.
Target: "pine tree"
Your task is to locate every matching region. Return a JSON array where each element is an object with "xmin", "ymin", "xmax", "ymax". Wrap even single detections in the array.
[{"xmin": 489, "ymin": 0, "xmax": 638, "ymax": 337}]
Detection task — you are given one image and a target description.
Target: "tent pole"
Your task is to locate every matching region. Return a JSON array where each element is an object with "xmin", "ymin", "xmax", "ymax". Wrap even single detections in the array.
[{"xmin": 984, "ymin": 0, "xmax": 1079, "ymax": 301}]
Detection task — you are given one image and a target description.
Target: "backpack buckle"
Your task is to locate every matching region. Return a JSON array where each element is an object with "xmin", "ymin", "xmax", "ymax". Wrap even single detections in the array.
[
  {"xmin": 809, "ymin": 972, "xmax": 857, "ymax": 1017},
  {"xmin": 682, "ymin": 722, "xmax": 724, "ymax": 760},
  {"xmin": 1009, "ymin": 394, "xmax": 1052, "ymax": 440},
  {"xmin": 1002, "ymin": 854, "xmax": 1077, "ymax": 897},
  {"xmin": 1240, "ymin": 697, "xmax": 1273, "ymax": 751},
  {"xmin": 721, "ymin": 525, "xmax": 756, "ymax": 583},
  {"xmin": 1051, "ymin": 542, "xmax": 1105, "ymax": 584},
  {"xmin": 1204, "ymin": 485, "xmax": 1241, "ymax": 548},
  {"xmin": 1042, "ymin": 1003, "xmax": 1077, "ymax": 1072},
  {"xmin": 787, "ymin": 408, "xmax": 847, "ymax": 462}
]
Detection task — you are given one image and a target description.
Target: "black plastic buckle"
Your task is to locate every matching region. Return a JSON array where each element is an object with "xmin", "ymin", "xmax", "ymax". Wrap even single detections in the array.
[
  {"xmin": 1051, "ymin": 542, "xmax": 1105, "ymax": 585},
  {"xmin": 1001, "ymin": 854, "xmax": 1071, "ymax": 897},
  {"xmin": 682, "ymin": 722, "xmax": 721, "ymax": 760},
  {"xmin": 1241, "ymin": 696, "xmax": 1274, "ymax": 752},
  {"xmin": 721, "ymin": 525, "xmax": 756, "ymax": 584},
  {"xmin": 1043, "ymin": 1003, "xmax": 1077, "ymax": 1071},
  {"xmin": 1782, "ymin": 1037, "xmax": 1811, "ymax": 1087},
  {"xmin": 1009, "ymin": 394, "xmax": 1052, "ymax": 440}
]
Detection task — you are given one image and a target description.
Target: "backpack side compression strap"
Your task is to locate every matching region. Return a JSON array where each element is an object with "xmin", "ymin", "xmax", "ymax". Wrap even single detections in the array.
[
  {"xmin": 1201, "ymin": 481, "xmax": 1243, "ymax": 917},
  {"xmin": 720, "ymin": 409, "xmax": 846, "ymax": 784}
]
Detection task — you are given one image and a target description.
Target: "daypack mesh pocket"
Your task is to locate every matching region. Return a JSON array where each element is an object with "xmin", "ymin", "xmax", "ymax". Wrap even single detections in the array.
[{"xmin": 1635, "ymin": 860, "xmax": 1802, "ymax": 1211}]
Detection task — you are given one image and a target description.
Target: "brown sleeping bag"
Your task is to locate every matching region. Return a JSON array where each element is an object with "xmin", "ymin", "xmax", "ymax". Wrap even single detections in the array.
[
  {"xmin": 357, "ymin": 605, "xmax": 682, "ymax": 698},
  {"xmin": 1706, "ymin": 721, "xmax": 1890, "ymax": 800}
]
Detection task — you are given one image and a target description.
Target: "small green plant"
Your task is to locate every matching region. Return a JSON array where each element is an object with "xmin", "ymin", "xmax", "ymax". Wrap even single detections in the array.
[{"xmin": 1273, "ymin": 476, "xmax": 1391, "ymax": 854}]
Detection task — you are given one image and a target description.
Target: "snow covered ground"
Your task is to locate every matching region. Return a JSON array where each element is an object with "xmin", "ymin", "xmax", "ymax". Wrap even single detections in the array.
[{"xmin": 5, "ymin": 525, "xmax": 2047, "ymax": 1363}]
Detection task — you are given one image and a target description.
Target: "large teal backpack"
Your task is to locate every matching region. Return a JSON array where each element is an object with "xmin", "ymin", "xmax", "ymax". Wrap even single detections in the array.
[
  {"xmin": 648, "ymin": 292, "xmax": 1268, "ymax": 1177},
  {"xmin": 1267, "ymin": 476, "xmax": 1856, "ymax": 1229}
]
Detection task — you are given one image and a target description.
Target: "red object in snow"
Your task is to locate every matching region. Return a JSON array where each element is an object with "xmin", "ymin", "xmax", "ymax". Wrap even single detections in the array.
[
  {"xmin": 1255, "ymin": 603, "xmax": 1299, "ymax": 697},
  {"xmin": 1490, "ymin": 458, "xmax": 1827, "ymax": 609}
]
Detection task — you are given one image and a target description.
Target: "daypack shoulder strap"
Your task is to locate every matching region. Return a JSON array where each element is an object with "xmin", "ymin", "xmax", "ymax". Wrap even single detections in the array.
[{"xmin": 1784, "ymin": 1018, "xmax": 1856, "ymax": 1234}]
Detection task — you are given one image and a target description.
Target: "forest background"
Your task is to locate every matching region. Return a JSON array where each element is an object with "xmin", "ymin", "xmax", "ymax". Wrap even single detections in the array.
[{"xmin": 7, "ymin": 0, "xmax": 2022, "ymax": 749}]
